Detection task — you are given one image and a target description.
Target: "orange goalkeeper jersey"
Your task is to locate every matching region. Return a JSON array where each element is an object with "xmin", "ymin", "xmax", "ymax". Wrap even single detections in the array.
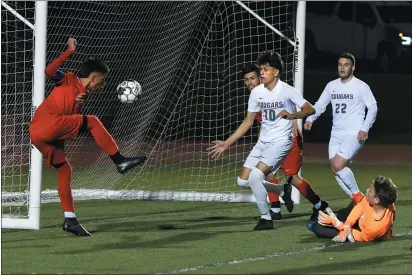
[{"xmin": 344, "ymin": 195, "xmax": 395, "ymax": 242}]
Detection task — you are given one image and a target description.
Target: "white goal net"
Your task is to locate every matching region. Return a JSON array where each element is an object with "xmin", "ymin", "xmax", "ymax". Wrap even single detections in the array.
[{"xmin": 1, "ymin": 1, "xmax": 302, "ymax": 226}]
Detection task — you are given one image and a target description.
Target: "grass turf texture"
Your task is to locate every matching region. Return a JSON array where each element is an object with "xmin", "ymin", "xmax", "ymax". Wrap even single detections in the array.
[{"xmin": 2, "ymin": 163, "xmax": 412, "ymax": 274}]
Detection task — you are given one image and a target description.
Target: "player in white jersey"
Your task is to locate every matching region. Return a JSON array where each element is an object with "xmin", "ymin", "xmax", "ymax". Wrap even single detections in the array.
[
  {"xmin": 208, "ymin": 51, "xmax": 315, "ymax": 230},
  {"xmin": 304, "ymin": 53, "xmax": 378, "ymax": 207}
]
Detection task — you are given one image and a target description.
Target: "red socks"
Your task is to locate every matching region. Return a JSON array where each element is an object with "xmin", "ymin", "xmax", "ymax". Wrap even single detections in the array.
[
  {"xmin": 266, "ymin": 178, "xmax": 280, "ymax": 204},
  {"xmin": 56, "ymin": 161, "xmax": 74, "ymax": 212},
  {"xmin": 296, "ymin": 178, "xmax": 321, "ymax": 205}
]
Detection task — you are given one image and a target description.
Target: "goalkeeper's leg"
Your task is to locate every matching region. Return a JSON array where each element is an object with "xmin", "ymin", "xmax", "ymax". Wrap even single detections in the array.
[
  {"xmin": 311, "ymin": 222, "xmax": 339, "ymax": 239},
  {"xmin": 80, "ymin": 115, "xmax": 147, "ymax": 174}
]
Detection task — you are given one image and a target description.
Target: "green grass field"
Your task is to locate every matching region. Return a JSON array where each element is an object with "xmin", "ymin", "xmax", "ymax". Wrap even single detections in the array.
[{"xmin": 2, "ymin": 163, "xmax": 412, "ymax": 274}]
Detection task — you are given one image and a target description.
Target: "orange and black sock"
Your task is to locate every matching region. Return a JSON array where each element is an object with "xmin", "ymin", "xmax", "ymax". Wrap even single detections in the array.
[{"xmin": 296, "ymin": 178, "xmax": 321, "ymax": 205}]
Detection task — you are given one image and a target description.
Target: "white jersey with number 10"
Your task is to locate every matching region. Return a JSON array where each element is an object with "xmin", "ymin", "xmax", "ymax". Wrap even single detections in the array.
[{"xmin": 248, "ymin": 80, "xmax": 307, "ymax": 142}]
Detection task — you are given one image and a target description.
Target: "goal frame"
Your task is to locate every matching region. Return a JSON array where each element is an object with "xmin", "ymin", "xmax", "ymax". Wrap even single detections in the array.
[
  {"xmin": 1, "ymin": 1, "xmax": 306, "ymax": 229},
  {"xmin": 1, "ymin": 0, "xmax": 47, "ymax": 230}
]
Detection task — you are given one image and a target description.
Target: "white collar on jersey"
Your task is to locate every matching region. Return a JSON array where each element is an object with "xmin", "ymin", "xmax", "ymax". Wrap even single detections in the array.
[{"xmin": 264, "ymin": 79, "xmax": 282, "ymax": 92}]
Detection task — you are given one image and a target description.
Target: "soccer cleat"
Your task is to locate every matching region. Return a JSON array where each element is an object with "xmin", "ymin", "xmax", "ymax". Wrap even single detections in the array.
[
  {"xmin": 253, "ymin": 218, "xmax": 274, "ymax": 231},
  {"xmin": 306, "ymin": 220, "xmax": 316, "ymax": 232},
  {"xmin": 62, "ymin": 218, "xmax": 91, "ymax": 237},
  {"xmin": 270, "ymin": 210, "xmax": 282, "ymax": 220},
  {"xmin": 117, "ymin": 155, "xmax": 147, "ymax": 174},
  {"xmin": 309, "ymin": 200, "xmax": 329, "ymax": 221},
  {"xmin": 281, "ymin": 183, "xmax": 294, "ymax": 213}
]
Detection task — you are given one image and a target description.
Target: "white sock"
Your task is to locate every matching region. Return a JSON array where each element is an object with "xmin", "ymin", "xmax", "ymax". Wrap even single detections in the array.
[
  {"xmin": 336, "ymin": 167, "xmax": 360, "ymax": 194},
  {"xmin": 271, "ymin": 207, "xmax": 281, "ymax": 213},
  {"xmin": 335, "ymin": 175, "xmax": 353, "ymax": 197},
  {"xmin": 248, "ymin": 168, "xmax": 271, "ymax": 220},
  {"xmin": 261, "ymin": 212, "xmax": 272, "ymax": 220},
  {"xmin": 314, "ymin": 200, "xmax": 322, "ymax": 209},
  {"xmin": 64, "ymin": 212, "xmax": 76, "ymax": 218}
]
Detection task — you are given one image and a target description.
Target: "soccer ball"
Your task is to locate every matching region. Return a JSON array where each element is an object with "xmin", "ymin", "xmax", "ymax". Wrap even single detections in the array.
[{"xmin": 117, "ymin": 80, "xmax": 142, "ymax": 103}]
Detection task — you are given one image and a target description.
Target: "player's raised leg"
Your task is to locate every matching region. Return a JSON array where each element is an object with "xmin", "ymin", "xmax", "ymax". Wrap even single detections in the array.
[
  {"xmin": 48, "ymin": 114, "xmax": 146, "ymax": 174},
  {"xmin": 79, "ymin": 115, "xmax": 147, "ymax": 173}
]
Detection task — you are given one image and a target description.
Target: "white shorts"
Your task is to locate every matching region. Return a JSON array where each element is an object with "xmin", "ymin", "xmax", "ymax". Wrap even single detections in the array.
[
  {"xmin": 328, "ymin": 133, "xmax": 365, "ymax": 160},
  {"xmin": 243, "ymin": 137, "xmax": 292, "ymax": 171}
]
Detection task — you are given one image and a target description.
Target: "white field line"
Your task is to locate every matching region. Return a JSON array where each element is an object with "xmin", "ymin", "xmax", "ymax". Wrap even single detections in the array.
[{"xmin": 157, "ymin": 231, "xmax": 412, "ymax": 274}]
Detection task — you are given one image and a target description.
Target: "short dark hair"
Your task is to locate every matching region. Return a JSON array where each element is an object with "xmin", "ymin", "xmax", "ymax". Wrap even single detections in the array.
[
  {"xmin": 77, "ymin": 58, "xmax": 109, "ymax": 78},
  {"xmin": 242, "ymin": 63, "xmax": 260, "ymax": 77},
  {"xmin": 339, "ymin": 53, "xmax": 356, "ymax": 66},
  {"xmin": 373, "ymin": 175, "xmax": 398, "ymax": 207},
  {"xmin": 257, "ymin": 51, "xmax": 284, "ymax": 74}
]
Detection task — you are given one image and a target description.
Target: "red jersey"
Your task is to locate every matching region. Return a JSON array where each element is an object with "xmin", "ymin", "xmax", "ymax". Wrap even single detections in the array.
[
  {"xmin": 31, "ymin": 73, "xmax": 85, "ymax": 124},
  {"xmin": 30, "ymin": 49, "xmax": 85, "ymax": 126}
]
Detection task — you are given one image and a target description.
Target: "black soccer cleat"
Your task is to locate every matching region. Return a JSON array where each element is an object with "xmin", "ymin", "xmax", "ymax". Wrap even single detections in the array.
[
  {"xmin": 309, "ymin": 200, "xmax": 329, "ymax": 221},
  {"xmin": 253, "ymin": 218, "xmax": 274, "ymax": 231},
  {"xmin": 281, "ymin": 183, "xmax": 294, "ymax": 213},
  {"xmin": 62, "ymin": 218, "xmax": 91, "ymax": 237},
  {"xmin": 270, "ymin": 210, "xmax": 282, "ymax": 220},
  {"xmin": 117, "ymin": 155, "xmax": 147, "ymax": 174}
]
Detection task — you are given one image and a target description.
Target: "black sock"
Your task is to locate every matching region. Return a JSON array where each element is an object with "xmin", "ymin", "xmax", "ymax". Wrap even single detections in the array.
[
  {"xmin": 109, "ymin": 151, "xmax": 125, "ymax": 165},
  {"xmin": 271, "ymin": 201, "xmax": 281, "ymax": 208},
  {"xmin": 66, "ymin": 217, "xmax": 79, "ymax": 224}
]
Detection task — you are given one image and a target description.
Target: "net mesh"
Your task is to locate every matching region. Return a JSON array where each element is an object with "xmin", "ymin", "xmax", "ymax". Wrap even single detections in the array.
[
  {"xmin": 1, "ymin": 1, "xmax": 298, "ymax": 218},
  {"xmin": 1, "ymin": 1, "xmax": 35, "ymax": 217}
]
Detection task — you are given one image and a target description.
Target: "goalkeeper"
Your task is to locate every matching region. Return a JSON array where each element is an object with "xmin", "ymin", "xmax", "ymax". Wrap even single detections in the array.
[
  {"xmin": 309, "ymin": 175, "xmax": 397, "ymax": 242},
  {"xmin": 29, "ymin": 38, "xmax": 147, "ymax": 236}
]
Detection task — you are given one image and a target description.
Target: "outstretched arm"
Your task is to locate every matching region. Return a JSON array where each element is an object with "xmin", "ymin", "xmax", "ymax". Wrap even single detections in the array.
[
  {"xmin": 207, "ymin": 112, "xmax": 256, "ymax": 159},
  {"xmin": 44, "ymin": 38, "xmax": 77, "ymax": 82}
]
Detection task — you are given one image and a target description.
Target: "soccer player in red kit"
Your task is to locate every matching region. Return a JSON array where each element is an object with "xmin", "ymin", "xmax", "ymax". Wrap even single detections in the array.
[
  {"xmin": 29, "ymin": 38, "xmax": 147, "ymax": 236},
  {"xmin": 242, "ymin": 63, "xmax": 329, "ymax": 221}
]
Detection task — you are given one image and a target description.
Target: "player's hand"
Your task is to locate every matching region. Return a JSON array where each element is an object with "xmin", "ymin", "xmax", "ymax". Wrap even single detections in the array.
[
  {"xmin": 67, "ymin": 38, "xmax": 77, "ymax": 52},
  {"xmin": 276, "ymin": 110, "xmax": 295, "ymax": 120},
  {"xmin": 357, "ymin": 130, "xmax": 368, "ymax": 141},
  {"xmin": 318, "ymin": 210, "xmax": 338, "ymax": 227},
  {"xmin": 76, "ymin": 93, "xmax": 87, "ymax": 105},
  {"xmin": 304, "ymin": 121, "xmax": 312, "ymax": 131},
  {"xmin": 332, "ymin": 225, "xmax": 353, "ymax": 243},
  {"xmin": 207, "ymin": 140, "xmax": 229, "ymax": 159},
  {"xmin": 292, "ymin": 119, "xmax": 299, "ymax": 137}
]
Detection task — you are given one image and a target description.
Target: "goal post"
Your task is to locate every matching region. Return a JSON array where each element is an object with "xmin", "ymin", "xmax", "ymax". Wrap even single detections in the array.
[
  {"xmin": 2, "ymin": 1, "xmax": 306, "ymax": 229},
  {"xmin": 1, "ymin": 1, "xmax": 47, "ymax": 229}
]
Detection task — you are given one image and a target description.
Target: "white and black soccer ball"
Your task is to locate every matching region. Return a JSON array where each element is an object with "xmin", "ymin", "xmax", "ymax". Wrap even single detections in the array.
[{"xmin": 117, "ymin": 80, "xmax": 142, "ymax": 103}]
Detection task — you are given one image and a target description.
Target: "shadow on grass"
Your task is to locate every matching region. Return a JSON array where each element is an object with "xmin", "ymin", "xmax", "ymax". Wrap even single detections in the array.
[
  {"xmin": 51, "ymin": 229, "xmax": 247, "ymax": 254},
  {"xmin": 265, "ymin": 253, "xmax": 411, "ymax": 274}
]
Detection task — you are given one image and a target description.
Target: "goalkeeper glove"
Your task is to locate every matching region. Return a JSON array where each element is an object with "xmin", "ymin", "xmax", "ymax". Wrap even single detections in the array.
[
  {"xmin": 318, "ymin": 210, "xmax": 344, "ymax": 229},
  {"xmin": 332, "ymin": 225, "xmax": 355, "ymax": 243}
]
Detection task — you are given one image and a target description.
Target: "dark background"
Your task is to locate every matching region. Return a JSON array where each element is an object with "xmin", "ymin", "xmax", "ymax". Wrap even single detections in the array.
[{"xmin": 2, "ymin": 1, "xmax": 411, "ymax": 158}]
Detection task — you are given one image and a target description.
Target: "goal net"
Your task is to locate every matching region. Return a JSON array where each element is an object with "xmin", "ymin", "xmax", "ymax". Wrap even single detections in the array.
[{"xmin": 2, "ymin": 1, "xmax": 302, "ymax": 227}]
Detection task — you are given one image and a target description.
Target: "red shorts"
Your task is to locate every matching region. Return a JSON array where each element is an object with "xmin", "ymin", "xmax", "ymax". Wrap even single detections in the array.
[
  {"xmin": 280, "ymin": 132, "xmax": 303, "ymax": 176},
  {"xmin": 29, "ymin": 115, "xmax": 84, "ymax": 166}
]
